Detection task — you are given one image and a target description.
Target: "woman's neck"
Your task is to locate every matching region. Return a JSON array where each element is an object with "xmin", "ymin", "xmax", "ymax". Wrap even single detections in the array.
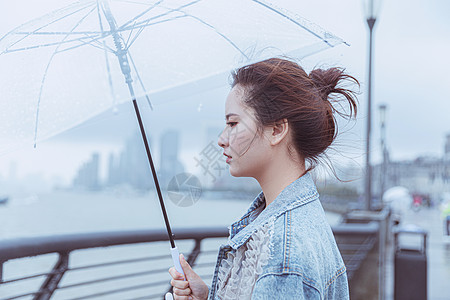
[{"xmin": 256, "ymin": 156, "xmax": 305, "ymax": 208}]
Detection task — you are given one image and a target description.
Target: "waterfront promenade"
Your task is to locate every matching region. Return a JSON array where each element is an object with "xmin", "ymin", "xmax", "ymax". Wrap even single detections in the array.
[{"xmin": 384, "ymin": 205, "xmax": 450, "ymax": 300}]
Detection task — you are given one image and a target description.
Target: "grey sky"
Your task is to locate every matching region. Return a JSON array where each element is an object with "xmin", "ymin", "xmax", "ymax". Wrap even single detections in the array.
[{"xmin": 0, "ymin": 0, "xmax": 449, "ymax": 184}]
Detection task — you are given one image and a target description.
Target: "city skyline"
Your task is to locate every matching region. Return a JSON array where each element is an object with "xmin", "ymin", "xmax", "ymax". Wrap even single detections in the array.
[
  {"xmin": 23, "ymin": 126, "xmax": 450, "ymax": 198},
  {"xmin": 0, "ymin": 111, "xmax": 450, "ymax": 193}
]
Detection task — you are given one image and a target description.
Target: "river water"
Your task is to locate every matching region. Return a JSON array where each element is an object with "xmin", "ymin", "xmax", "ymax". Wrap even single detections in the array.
[{"xmin": 0, "ymin": 188, "xmax": 342, "ymax": 238}]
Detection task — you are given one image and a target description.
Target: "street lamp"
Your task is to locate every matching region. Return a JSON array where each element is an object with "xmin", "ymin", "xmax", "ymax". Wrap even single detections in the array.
[
  {"xmin": 363, "ymin": 0, "xmax": 380, "ymax": 210},
  {"xmin": 379, "ymin": 104, "xmax": 387, "ymax": 204}
]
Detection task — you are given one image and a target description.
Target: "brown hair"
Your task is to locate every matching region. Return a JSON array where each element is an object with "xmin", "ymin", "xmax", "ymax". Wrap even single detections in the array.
[{"xmin": 231, "ymin": 57, "xmax": 359, "ymax": 173}]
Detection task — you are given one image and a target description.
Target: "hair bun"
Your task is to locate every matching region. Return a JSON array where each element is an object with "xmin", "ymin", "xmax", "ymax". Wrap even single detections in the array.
[
  {"xmin": 309, "ymin": 67, "xmax": 359, "ymax": 118},
  {"xmin": 309, "ymin": 68, "xmax": 343, "ymax": 98}
]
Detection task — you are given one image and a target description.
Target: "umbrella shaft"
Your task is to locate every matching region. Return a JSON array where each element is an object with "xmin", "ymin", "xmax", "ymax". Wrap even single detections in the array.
[{"xmin": 131, "ymin": 95, "xmax": 176, "ymax": 248}]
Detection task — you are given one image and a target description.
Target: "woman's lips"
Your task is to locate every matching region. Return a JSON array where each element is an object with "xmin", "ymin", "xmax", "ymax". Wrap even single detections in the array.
[{"xmin": 223, "ymin": 152, "xmax": 232, "ymax": 163}]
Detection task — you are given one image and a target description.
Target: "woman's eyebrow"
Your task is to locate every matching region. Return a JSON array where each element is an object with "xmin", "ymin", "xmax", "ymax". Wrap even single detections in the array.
[{"xmin": 225, "ymin": 113, "xmax": 239, "ymax": 120}]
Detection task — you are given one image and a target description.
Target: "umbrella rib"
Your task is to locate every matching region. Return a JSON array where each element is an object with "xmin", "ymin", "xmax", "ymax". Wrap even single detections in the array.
[
  {"xmin": 118, "ymin": 0, "xmax": 201, "ymax": 31},
  {"xmin": 12, "ymin": 31, "xmax": 106, "ymax": 35},
  {"xmin": 99, "ymin": 3, "xmax": 130, "ymax": 55},
  {"xmin": 127, "ymin": 51, "xmax": 153, "ymax": 110},
  {"xmin": 124, "ymin": 11, "xmax": 248, "ymax": 60},
  {"xmin": 4, "ymin": 34, "xmax": 103, "ymax": 54},
  {"xmin": 125, "ymin": 21, "xmax": 147, "ymax": 50},
  {"xmin": 49, "ymin": 4, "xmax": 115, "ymax": 55},
  {"xmin": 114, "ymin": 0, "xmax": 153, "ymax": 6},
  {"xmin": 117, "ymin": 0, "xmax": 247, "ymax": 58},
  {"xmin": 54, "ymin": 34, "xmax": 114, "ymax": 54},
  {"xmin": 124, "ymin": 22, "xmax": 137, "ymax": 48},
  {"xmin": 97, "ymin": 0, "xmax": 118, "ymax": 108},
  {"xmin": 1, "ymin": 2, "xmax": 96, "ymax": 54},
  {"xmin": 83, "ymin": 33, "xmax": 114, "ymax": 51},
  {"xmin": 121, "ymin": 3, "xmax": 192, "ymax": 49},
  {"xmin": 76, "ymin": 4, "xmax": 117, "ymax": 54},
  {"xmin": 95, "ymin": 1, "xmax": 116, "ymax": 54},
  {"xmin": 184, "ymin": 14, "xmax": 249, "ymax": 59},
  {"xmin": 252, "ymin": 0, "xmax": 341, "ymax": 47},
  {"xmin": 33, "ymin": 6, "xmax": 98, "ymax": 147},
  {"xmin": 120, "ymin": 0, "xmax": 165, "ymax": 29}
]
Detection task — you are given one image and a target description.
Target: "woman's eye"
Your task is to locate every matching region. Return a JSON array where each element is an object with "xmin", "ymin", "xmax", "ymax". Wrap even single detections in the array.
[{"xmin": 226, "ymin": 122, "xmax": 237, "ymax": 127}]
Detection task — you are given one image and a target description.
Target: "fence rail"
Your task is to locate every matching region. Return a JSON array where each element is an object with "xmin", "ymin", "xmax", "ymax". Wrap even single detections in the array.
[{"xmin": 0, "ymin": 223, "xmax": 379, "ymax": 300}]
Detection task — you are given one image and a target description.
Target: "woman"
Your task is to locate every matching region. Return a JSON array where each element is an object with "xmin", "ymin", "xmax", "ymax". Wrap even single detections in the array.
[{"xmin": 168, "ymin": 57, "xmax": 358, "ymax": 299}]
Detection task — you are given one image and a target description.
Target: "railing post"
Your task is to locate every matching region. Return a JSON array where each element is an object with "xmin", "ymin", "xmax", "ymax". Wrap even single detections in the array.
[
  {"xmin": 0, "ymin": 260, "xmax": 3, "ymax": 283},
  {"xmin": 187, "ymin": 239, "xmax": 202, "ymax": 266},
  {"xmin": 35, "ymin": 252, "xmax": 69, "ymax": 300}
]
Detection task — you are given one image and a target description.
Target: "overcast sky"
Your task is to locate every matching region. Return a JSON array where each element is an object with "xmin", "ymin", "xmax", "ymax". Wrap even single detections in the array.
[{"xmin": 1, "ymin": 0, "xmax": 449, "ymax": 185}]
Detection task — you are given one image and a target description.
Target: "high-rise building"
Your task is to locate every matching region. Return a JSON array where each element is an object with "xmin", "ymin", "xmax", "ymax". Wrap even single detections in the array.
[
  {"xmin": 159, "ymin": 130, "xmax": 184, "ymax": 189},
  {"xmin": 107, "ymin": 153, "xmax": 118, "ymax": 186},
  {"xmin": 106, "ymin": 132, "xmax": 153, "ymax": 190},
  {"xmin": 73, "ymin": 153, "xmax": 100, "ymax": 190}
]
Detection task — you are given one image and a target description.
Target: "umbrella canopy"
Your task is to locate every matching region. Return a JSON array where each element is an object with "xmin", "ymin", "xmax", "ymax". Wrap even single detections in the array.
[
  {"xmin": 383, "ymin": 186, "xmax": 411, "ymax": 203},
  {"xmin": 0, "ymin": 0, "xmax": 345, "ymax": 153},
  {"xmin": 383, "ymin": 186, "xmax": 412, "ymax": 215},
  {"xmin": 0, "ymin": 0, "xmax": 348, "ymax": 279}
]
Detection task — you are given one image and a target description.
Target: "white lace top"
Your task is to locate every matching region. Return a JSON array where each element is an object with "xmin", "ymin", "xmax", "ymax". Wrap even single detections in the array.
[{"xmin": 216, "ymin": 222, "xmax": 272, "ymax": 300}]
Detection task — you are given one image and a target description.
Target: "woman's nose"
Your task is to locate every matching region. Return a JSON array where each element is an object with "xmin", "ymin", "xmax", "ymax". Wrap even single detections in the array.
[{"xmin": 218, "ymin": 128, "xmax": 228, "ymax": 148}]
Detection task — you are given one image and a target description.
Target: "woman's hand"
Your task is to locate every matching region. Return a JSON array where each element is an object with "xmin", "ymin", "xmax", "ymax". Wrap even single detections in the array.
[{"xmin": 168, "ymin": 254, "xmax": 209, "ymax": 300}]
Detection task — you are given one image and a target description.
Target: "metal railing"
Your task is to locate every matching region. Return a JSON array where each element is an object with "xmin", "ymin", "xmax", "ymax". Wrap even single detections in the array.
[
  {"xmin": 0, "ymin": 228, "xmax": 228, "ymax": 300},
  {"xmin": 0, "ymin": 223, "xmax": 379, "ymax": 300},
  {"xmin": 333, "ymin": 222, "xmax": 379, "ymax": 280}
]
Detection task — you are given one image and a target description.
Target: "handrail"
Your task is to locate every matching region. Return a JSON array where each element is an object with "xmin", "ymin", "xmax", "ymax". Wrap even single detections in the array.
[
  {"xmin": 333, "ymin": 221, "xmax": 379, "ymax": 235},
  {"xmin": 0, "ymin": 223, "xmax": 379, "ymax": 261},
  {"xmin": 0, "ymin": 227, "xmax": 228, "ymax": 262},
  {"xmin": 0, "ymin": 223, "xmax": 379, "ymax": 300}
]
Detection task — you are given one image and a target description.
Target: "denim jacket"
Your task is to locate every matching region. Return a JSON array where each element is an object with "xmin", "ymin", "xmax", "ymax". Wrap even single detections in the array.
[{"xmin": 208, "ymin": 173, "xmax": 349, "ymax": 299}]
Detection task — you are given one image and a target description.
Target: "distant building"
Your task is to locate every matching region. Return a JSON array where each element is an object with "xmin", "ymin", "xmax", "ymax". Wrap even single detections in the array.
[
  {"xmin": 159, "ymin": 130, "xmax": 185, "ymax": 189},
  {"xmin": 73, "ymin": 153, "xmax": 100, "ymax": 190},
  {"xmin": 373, "ymin": 134, "xmax": 450, "ymax": 201},
  {"xmin": 107, "ymin": 153, "xmax": 119, "ymax": 186},
  {"xmin": 107, "ymin": 133, "xmax": 153, "ymax": 190},
  {"xmin": 373, "ymin": 156, "xmax": 449, "ymax": 201}
]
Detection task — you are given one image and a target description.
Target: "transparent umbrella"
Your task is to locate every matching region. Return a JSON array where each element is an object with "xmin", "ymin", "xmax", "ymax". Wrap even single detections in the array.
[
  {"xmin": 0, "ymin": 0, "xmax": 346, "ymax": 277},
  {"xmin": 383, "ymin": 186, "xmax": 412, "ymax": 215}
]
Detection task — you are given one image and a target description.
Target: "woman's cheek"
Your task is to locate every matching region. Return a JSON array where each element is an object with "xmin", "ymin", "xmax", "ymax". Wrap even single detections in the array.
[{"xmin": 229, "ymin": 127, "xmax": 242, "ymax": 154}]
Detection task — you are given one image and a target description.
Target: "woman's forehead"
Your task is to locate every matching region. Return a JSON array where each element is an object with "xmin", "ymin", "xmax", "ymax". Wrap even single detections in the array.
[{"xmin": 225, "ymin": 86, "xmax": 246, "ymax": 112}]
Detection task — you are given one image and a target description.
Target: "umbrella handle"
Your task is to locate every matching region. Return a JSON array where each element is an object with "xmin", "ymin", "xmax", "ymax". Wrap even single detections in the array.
[
  {"xmin": 171, "ymin": 246, "xmax": 185, "ymax": 279},
  {"xmin": 165, "ymin": 293, "xmax": 174, "ymax": 300}
]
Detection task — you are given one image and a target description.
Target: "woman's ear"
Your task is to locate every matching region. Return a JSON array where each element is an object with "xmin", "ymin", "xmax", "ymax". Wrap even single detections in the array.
[{"xmin": 269, "ymin": 118, "xmax": 289, "ymax": 146}]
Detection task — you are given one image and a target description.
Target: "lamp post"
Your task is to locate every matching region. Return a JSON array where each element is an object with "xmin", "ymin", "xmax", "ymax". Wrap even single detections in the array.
[
  {"xmin": 363, "ymin": 0, "xmax": 379, "ymax": 211},
  {"xmin": 379, "ymin": 104, "xmax": 387, "ymax": 204}
]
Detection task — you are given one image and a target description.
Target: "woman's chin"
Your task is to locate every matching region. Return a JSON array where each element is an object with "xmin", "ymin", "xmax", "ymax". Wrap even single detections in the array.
[
  {"xmin": 229, "ymin": 165, "xmax": 251, "ymax": 178},
  {"xmin": 228, "ymin": 165, "xmax": 241, "ymax": 177},
  {"xmin": 229, "ymin": 168, "xmax": 239, "ymax": 177}
]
